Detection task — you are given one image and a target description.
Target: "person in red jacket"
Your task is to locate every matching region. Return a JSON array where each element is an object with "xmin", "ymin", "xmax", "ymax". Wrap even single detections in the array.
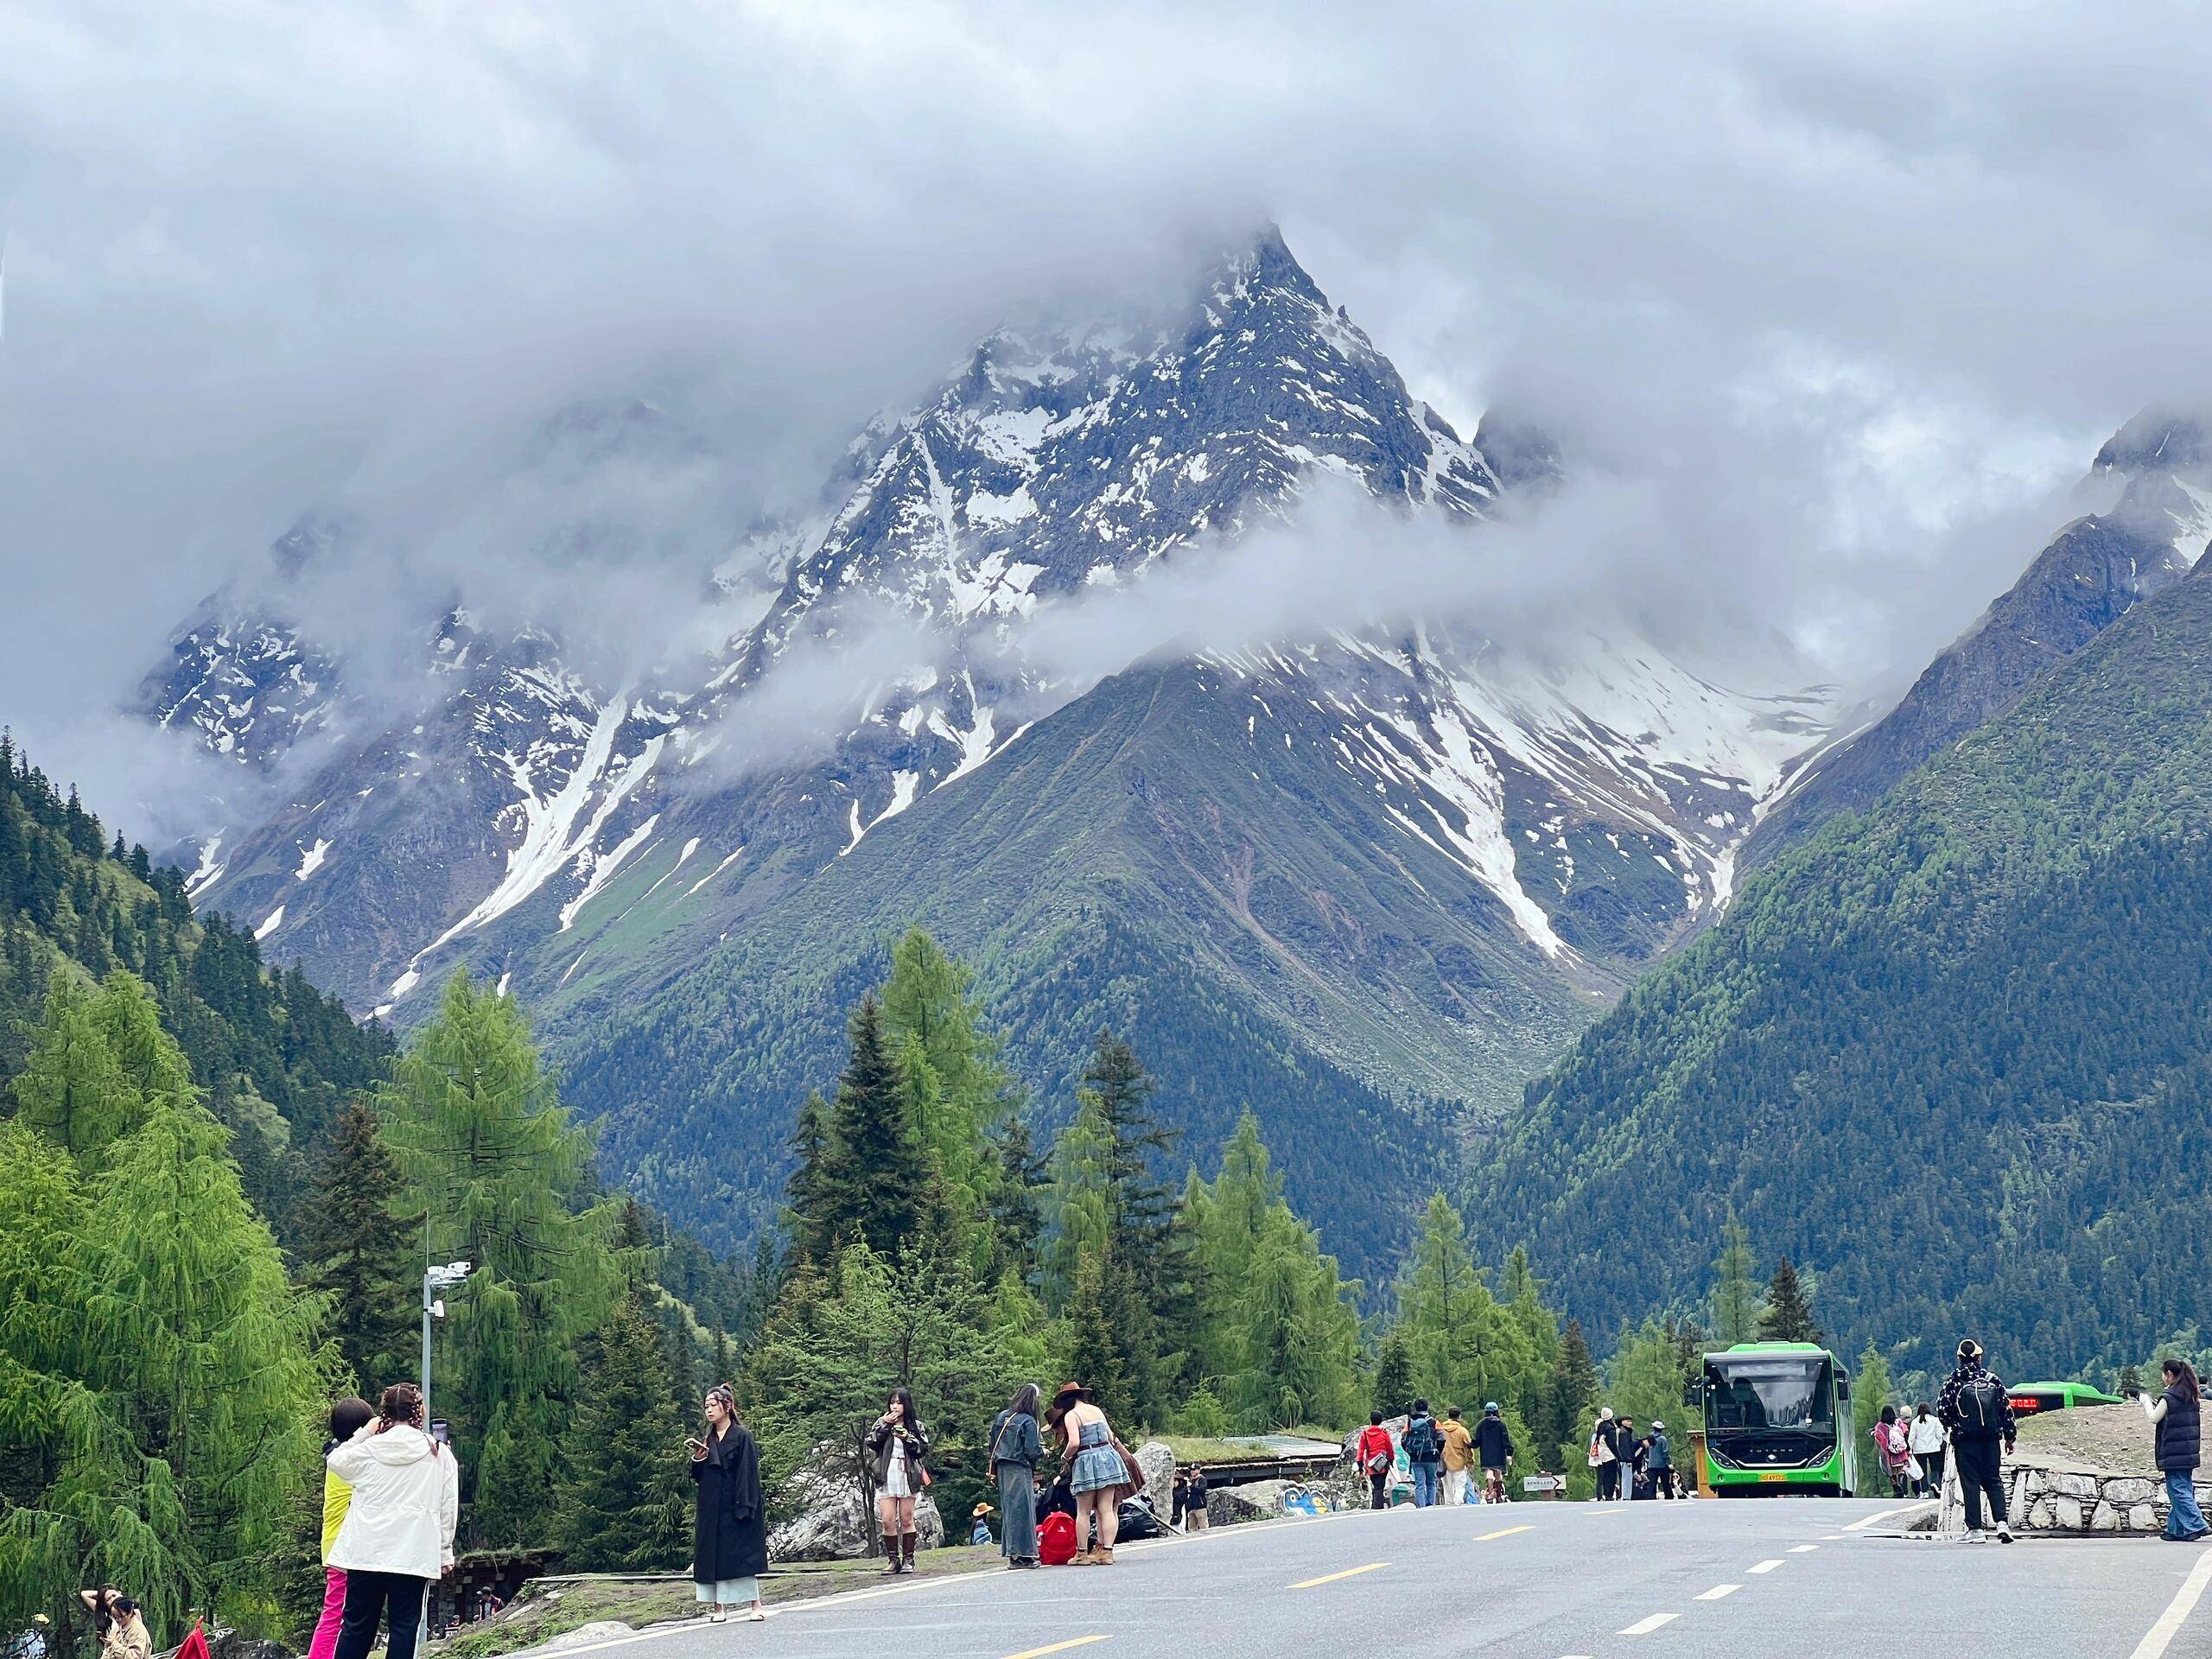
[{"xmin": 1354, "ymin": 1414, "xmax": 1395, "ymax": 1510}]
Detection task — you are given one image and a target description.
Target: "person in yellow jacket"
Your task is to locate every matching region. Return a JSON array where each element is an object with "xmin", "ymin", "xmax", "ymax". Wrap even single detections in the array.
[
  {"xmin": 310, "ymin": 1399, "xmax": 377, "ymax": 1659},
  {"xmin": 1439, "ymin": 1408, "xmax": 1477, "ymax": 1505}
]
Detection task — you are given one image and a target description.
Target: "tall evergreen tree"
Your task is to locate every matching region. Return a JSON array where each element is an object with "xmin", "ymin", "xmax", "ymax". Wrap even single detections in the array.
[
  {"xmin": 296, "ymin": 1100, "xmax": 419, "ymax": 1389},
  {"xmin": 1758, "ymin": 1258, "xmax": 1823, "ymax": 1344},
  {"xmin": 813, "ymin": 995, "xmax": 930, "ymax": 1258},
  {"xmin": 1540, "ymin": 1319, "xmax": 1601, "ymax": 1467},
  {"xmin": 558, "ymin": 1294, "xmax": 692, "ymax": 1570},
  {"xmin": 1711, "ymin": 1209, "xmax": 1763, "ymax": 1346},
  {"xmin": 380, "ymin": 971, "xmax": 632, "ymax": 1547},
  {"xmin": 1373, "ymin": 1330, "xmax": 1414, "ymax": 1420}
]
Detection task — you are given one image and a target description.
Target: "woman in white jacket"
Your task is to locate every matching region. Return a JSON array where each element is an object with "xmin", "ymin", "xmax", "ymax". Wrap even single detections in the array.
[{"xmin": 328, "ymin": 1382, "xmax": 460, "ymax": 1659}]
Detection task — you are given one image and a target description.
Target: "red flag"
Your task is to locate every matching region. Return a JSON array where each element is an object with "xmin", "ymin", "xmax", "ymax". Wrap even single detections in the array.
[{"xmin": 175, "ymin": 1624, "xmax": 211, "ymax": 1659}]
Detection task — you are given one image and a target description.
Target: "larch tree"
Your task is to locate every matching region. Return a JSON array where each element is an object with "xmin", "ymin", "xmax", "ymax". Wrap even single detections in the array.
[
  {"xmin": 1711, "ymin": 1210, "xmax": 1763, "ymax": 1346},
  {"xmin": 380, "ymin": 971, "xmax": 632, "ymax": 1547},
  {"xmin": 71, "ymin": 1077, "xmax": 331, "ymax": 1628}
]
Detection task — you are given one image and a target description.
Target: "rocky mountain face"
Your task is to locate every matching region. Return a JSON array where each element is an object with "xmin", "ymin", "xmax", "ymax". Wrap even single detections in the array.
[
  {"xmin": 1740, "ymin": 410, "xmax": 2212, "ymax": 870},
  {"xmin": 140, "ymin": 231, "xmax": 1839, "ymax": 1268}
]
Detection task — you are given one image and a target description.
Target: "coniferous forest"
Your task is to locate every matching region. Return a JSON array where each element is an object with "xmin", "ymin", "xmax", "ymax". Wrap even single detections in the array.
[
  {"xmin": 0, "ymin": 747, "xmax": 1590, "ymax": 1651},
  {"xmin": 10, "ymin": 559, "xmax": 2212, "ymax": 1655}
]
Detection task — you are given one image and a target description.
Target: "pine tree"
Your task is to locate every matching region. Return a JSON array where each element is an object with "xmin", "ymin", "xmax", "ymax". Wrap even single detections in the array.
[
  {"xmin": 784, "ymin": 1089, "xmax": 834, "ymax": 1265},
  {"xmin": 558, "ymin": 1295, "xmax": 692, "ymax": 1570},
  {"xmin": 1711, "ymin": 1209, "xmax": 1763, "ymax": 1345},
  {"xmin": 1373, "ymin": 1330, "xmax": 1414, "ymax": 1420},
  {"xmin": 1540, "ymin": 1319, "xmax": 1601, "ymax": 1467},
  {"xmin": 814, "ymin": 995, "xmax": 930, "ymax": 1258},
  {"xmin": 296, "ymin": 1100, "xmax": 420, "ymax": 1389},
  {"xmin": 1061, "ymin": 1244, "xmax": 1153, "ymax": 1431},
  {"xmin": 380, "ymin": 971, "xmax": 633, "ymax": 1547},
  {"xmin": 1758, "ymin": 1258, "xmax": 1823, "ymax": 1344},
  {"xmin": 983, "ymin": 1115, "xmax": 1046, "ymax": 1281}
]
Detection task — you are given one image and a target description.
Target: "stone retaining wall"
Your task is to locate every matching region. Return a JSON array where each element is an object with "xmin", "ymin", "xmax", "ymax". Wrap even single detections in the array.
[{"xmin": 2009, "ymin": 1459, "xmax": 2210, "ymax": 1535}]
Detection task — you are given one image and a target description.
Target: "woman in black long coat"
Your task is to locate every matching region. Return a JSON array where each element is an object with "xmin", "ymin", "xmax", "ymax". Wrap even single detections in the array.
[{"xmin": 690, "ymin": 1385, "xmax": 767, "ymax": 1624}]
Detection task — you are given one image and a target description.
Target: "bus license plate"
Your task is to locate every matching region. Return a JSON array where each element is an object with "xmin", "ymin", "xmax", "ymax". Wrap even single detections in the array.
[{"xmin": 1758, "ymin": 1471, "xmax": 1788, "ymax": 1483}]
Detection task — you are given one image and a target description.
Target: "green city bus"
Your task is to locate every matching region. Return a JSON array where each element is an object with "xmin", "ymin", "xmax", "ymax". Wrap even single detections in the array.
[
  {"xmin": 1694, "ymin": 1342, "xmax": 1858, "ymax": 1497},
  {"xmin": 2008, "ymin": 1381, "xmax": 2122, "ymax": 1418}
]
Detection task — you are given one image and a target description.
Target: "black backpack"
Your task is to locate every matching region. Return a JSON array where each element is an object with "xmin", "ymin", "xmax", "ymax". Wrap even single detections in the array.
[
  {"xmin": 1956, "ymin": 1372, "xmax": 2005, "ymax": 1433},
  {"xmin": 1406, "ymin": 1417, "xmax": 1440, "ymax": 1460}
]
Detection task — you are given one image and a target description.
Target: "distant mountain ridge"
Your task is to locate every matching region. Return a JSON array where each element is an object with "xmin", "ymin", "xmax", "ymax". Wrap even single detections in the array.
[
  {"xmin": 137, "ymin": 229, "xmax": 1840, "ymax": 1270},
  {"xmin": 1481, "ymin": 554, "xmax": 2212, "ymax": 1374},
  {"xmin": 1742, "ymin": 409, "xmax": 2212, "ymax": 869}
]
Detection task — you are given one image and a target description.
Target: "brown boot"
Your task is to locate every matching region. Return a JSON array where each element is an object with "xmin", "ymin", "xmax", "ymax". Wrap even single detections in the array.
[
  {"xmin": 902, "ymin": 1532, "xmax": 918, "ymax": 1572},
  {"xmin": 1094, "ymin": 1545, "xmax": 1114, "ymax": 1566},
  {"xmin": 883, "ymin": 1532, "xmax": 903, "ymax": 1574}
]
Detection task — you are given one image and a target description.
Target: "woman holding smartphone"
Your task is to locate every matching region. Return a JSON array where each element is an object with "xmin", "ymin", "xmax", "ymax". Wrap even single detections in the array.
[
  {"xmin": 690, "ymin": 1385, "xmax": 766, "ymax": 1623},
  {"xmin": 865, "ymin": 1389, "xmax": 931, "ymax": 1573}
]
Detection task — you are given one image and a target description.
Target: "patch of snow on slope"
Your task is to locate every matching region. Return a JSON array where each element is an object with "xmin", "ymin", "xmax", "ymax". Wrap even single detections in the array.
[
  {"xmin": 186, "ymin": 835, "xmax": 226, "ymax": 899},
  {"xmin": 2173, "ymin": 481, "xmax": 2212, "ymax": 563},
  {"xmin": 255, "ymin": 905, "xmax": 285, "ymax": 940},
  {"xmin": 686, "ymin": 847, "xmax": 743, "ymax": 897},
  {"xmin": 423, "ymin": 702, "xmax": 667, "ymax": 959},
  {"xmin": 560, "ymin": 814, "xmax": 661, "ymax": 930},
  {"xmin": 842, "ymin": 771, "xmax": 921, "ymax": 855},
  {"xmin": 295, "ymin": 837, "xmax": 330, "ymax": 880}
]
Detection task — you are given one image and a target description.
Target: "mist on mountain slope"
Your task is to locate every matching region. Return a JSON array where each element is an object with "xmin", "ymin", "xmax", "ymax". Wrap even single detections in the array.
[{"xmin": 7, "ymin": 2, "xmax": 2212, "ymax": 838}]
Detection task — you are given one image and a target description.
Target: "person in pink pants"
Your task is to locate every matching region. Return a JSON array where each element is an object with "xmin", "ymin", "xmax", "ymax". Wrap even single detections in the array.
[{"xmin": 310, "ymin": 1398, "xmax": 377, "ymax": 1659}]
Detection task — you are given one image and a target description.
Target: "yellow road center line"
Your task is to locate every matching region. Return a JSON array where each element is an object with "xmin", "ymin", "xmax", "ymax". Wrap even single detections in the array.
[
  {"xmin": 1290, "ymin": 1561, "xmax": 1389, "ymax": 1589},
  {"xmin": 1474, "ymin": 1524, "xmax": 1535, "ymax": 1541},
  {"xmin": 1003, "ymin": 1638, "xmax": 1111, "ymax": 1659}
]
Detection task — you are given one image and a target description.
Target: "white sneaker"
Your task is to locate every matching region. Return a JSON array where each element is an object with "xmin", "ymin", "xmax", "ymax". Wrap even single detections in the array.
[
  {"xmin": 1997, "ymin": 1525, "xmax": 2014, "ymax": 1543},
  {"xmin": 1962, "ymin": 1529, "xmax": 1986, "ymax": 1543}
]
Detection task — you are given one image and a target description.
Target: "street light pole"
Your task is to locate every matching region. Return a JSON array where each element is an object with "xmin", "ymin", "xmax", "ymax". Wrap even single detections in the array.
[{"xmin": 418, "ymin": 1257, "xmax": 473, "ymax": 1649}]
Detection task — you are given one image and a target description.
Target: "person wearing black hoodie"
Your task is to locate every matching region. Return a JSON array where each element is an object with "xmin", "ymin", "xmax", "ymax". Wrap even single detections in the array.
[
  {"xmin": 1937, "ymin": 1339, "xmax": 2017, "ymax": 1542},
  {"xmin": 1472, "ymin": 1402, "xmax": 1515, "ymax": 1503}
]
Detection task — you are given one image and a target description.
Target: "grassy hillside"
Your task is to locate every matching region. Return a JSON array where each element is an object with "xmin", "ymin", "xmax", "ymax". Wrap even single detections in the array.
[
  {"xmin": 550, "ymin": 658, "xmax": 1599, "ymax": 1281},
  {"xmin": 1479, "ymin": 565, "xmax": 2212, "ymax": 1376}
]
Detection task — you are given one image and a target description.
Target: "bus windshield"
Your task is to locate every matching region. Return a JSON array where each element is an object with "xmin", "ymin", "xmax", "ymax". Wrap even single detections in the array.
[{"xmin": 1706, "ymin": 1356, "xmax": 1833, "ymax": 1432}]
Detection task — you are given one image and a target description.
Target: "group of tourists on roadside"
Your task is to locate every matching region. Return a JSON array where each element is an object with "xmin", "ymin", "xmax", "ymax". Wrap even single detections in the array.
[
  {"xmin": 1586, "ymin": 1408, "xmax": 1681, "ymax": 1499},
  {"xmin": 1869, "ymin": 1402, "xmax": 1949, "ymax": 1498},
  {"xmin": 1352, "ymin": 1401, "xmax": 1527, "ymax": 1508}
]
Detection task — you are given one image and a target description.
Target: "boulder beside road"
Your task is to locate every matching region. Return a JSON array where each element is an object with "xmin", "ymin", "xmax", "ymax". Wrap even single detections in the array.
[{"xmin": 769, "ymin": 1457, "xmax": 944, "ymax": 1560}]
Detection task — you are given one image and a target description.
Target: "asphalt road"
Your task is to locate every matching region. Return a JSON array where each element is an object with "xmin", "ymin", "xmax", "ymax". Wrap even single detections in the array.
[{"xmin": 522, "ymin": 1497, "xmax": 2212, "ymax": 1659}]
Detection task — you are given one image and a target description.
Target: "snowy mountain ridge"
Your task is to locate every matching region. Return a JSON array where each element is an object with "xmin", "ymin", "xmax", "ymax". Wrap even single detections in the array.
[{"xmin": 140, "ymin": 229, "xmax": 1838, "ymax": 1058}]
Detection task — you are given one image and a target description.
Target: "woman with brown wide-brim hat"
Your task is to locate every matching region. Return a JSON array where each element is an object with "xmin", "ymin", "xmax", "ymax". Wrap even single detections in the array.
[{"xmin": 1045, "ymin": 1382, "xmax": 1134, "ymax": 1566}]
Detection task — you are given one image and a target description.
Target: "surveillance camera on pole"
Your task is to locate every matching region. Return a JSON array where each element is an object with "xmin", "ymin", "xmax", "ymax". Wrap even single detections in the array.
[{"xmin": 418, "ymin": 1258, "xmax": 474, "ymax": 1649}]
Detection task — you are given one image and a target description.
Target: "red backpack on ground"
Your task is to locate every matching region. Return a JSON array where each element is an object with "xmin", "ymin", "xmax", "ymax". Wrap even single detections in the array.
[{"xmin": 1039, "ymin": 1510, "xmax": 1078, "ymax": 1566}]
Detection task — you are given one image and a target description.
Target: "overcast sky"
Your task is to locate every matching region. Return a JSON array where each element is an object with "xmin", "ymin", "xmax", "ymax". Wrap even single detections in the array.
[{"xmin": 4, "ymin": 0, "xmax": 2210, "ymax": 823}]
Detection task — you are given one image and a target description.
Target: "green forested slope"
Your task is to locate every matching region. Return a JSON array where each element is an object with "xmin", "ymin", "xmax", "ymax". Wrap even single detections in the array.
[
  {"xmin": 0, "ymin": 734, "xmax": 394, "ymax": 1224},
  {"xmin": 1480, "ymin": 564, "xmax": 2212, "ymax": 1377},
  {"xmin": 557, "ymin": 658, "xmax": 1593, "ymax": 1280}
]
